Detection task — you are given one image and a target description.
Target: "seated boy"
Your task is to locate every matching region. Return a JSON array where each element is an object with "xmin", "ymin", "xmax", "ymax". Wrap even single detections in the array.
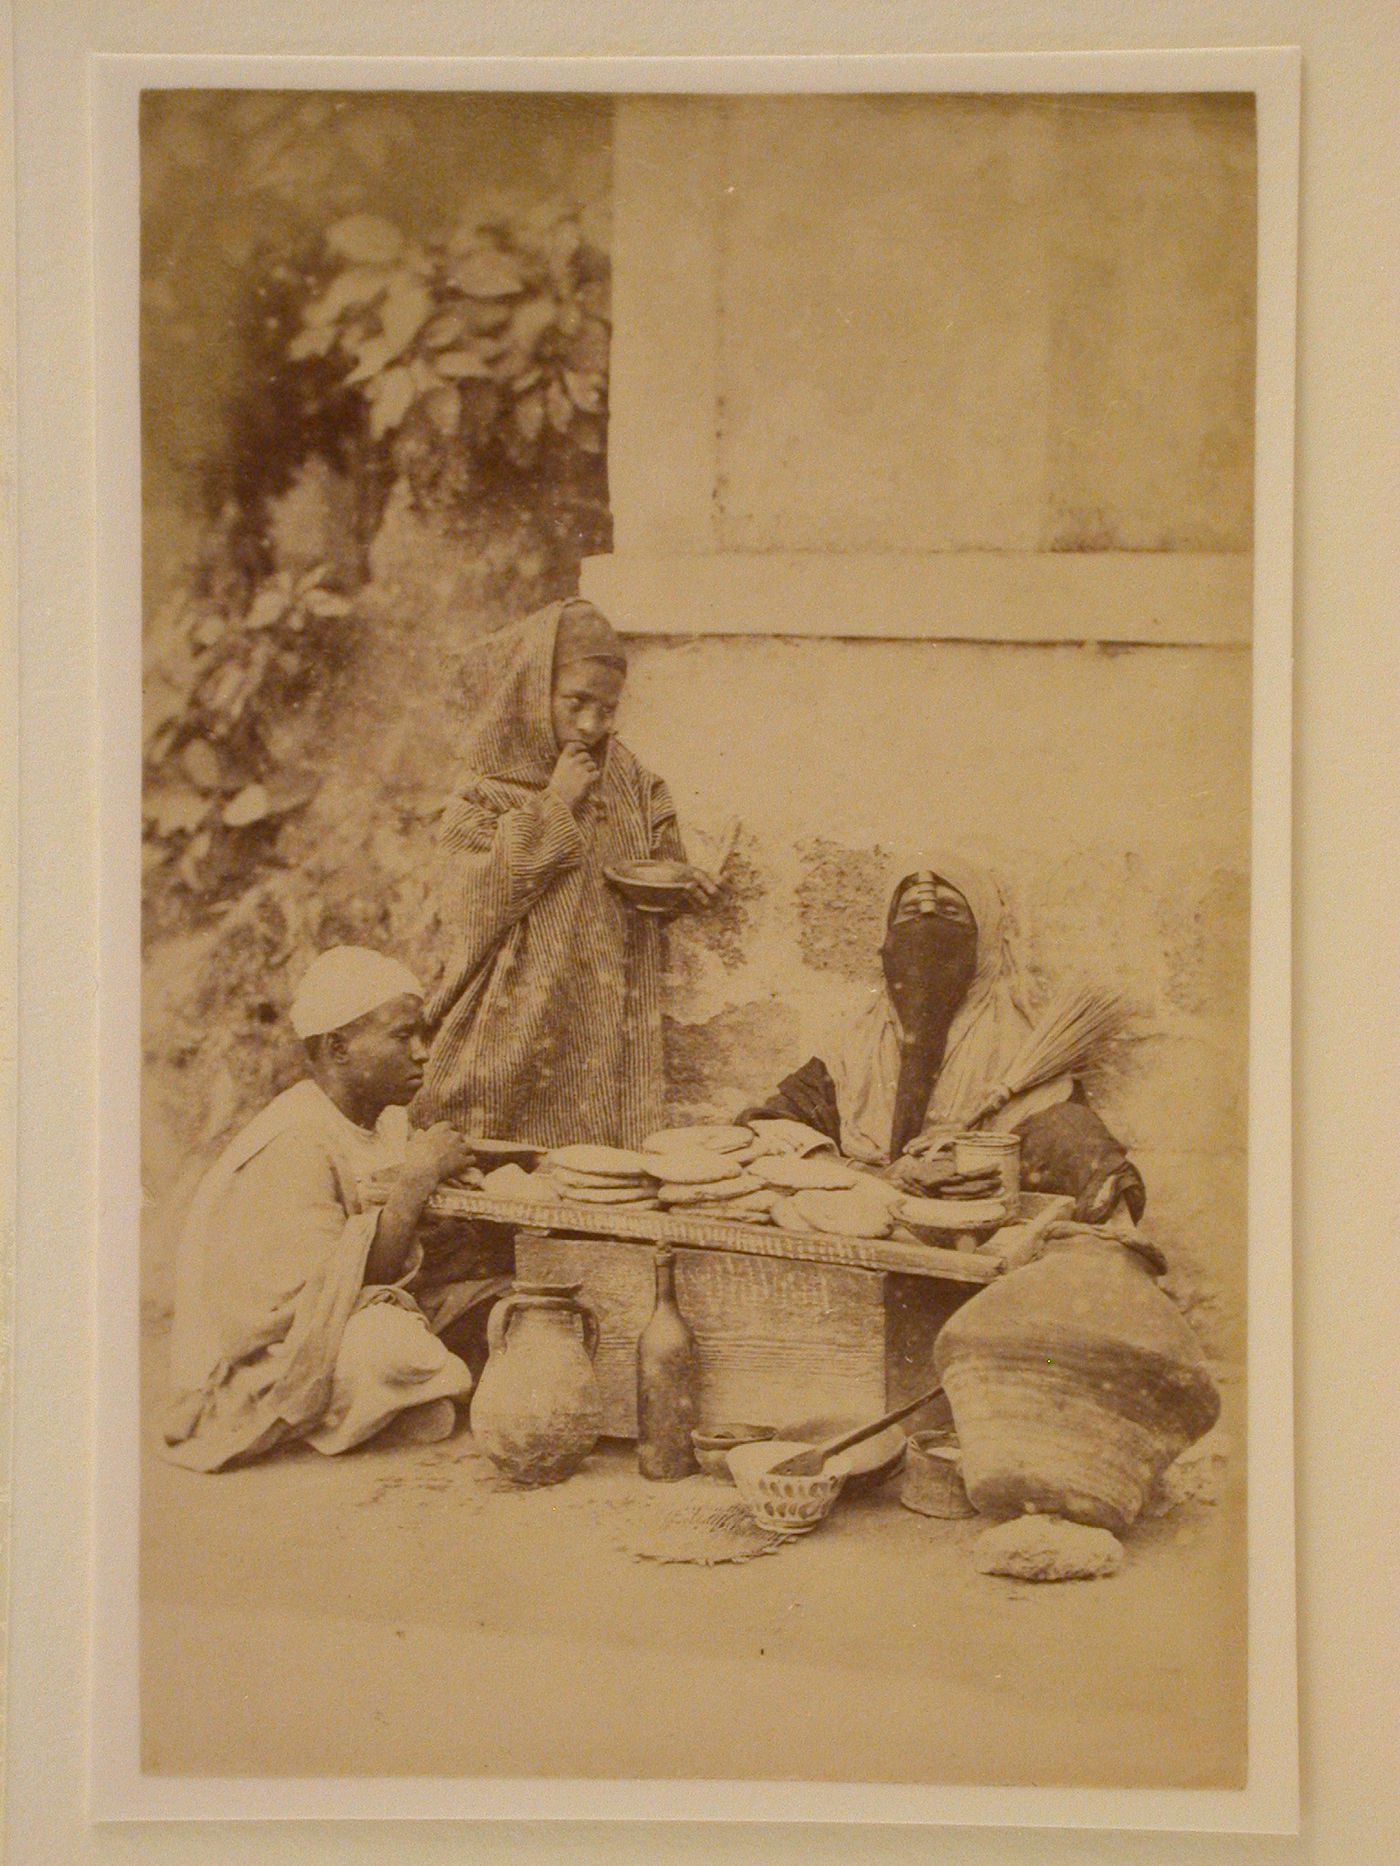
[{"xmin": 162, "ymin": 946, "xmax": 501, "ymax": 1471}]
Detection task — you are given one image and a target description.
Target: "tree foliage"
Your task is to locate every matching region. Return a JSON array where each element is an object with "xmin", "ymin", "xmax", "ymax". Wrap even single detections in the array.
[
  {"xmin": 142, "ymin": 561, "xmax": 357, "ymax": 914},
  {"xmin": 142, "ymin": 188, "xmax": 612, "ymax": 921},
  {"xmin": 290, "ymin": 195, "xmax": 610, "ymax": 516}
]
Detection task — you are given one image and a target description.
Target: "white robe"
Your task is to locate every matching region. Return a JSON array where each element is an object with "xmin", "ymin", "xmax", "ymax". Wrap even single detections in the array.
[{"xmin": 163, "ymin": 1080, "xmax": 471, "ymax": 1471}]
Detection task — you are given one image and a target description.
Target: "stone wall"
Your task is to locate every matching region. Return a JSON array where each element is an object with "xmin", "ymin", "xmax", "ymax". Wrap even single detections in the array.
[
  {"xmin": 582, "ymin": 93, "xmax": 1256, "ymax": 1356},
  {"xmin": 139, "ymin": 91, "xmax": 1256, "ymax": 1360}
]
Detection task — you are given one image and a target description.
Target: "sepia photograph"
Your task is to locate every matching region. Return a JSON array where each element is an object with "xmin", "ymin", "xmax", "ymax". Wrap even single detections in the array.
[{"xmin": 118, "ymin": 68, "xmax": 1283, "ymax": 1807}]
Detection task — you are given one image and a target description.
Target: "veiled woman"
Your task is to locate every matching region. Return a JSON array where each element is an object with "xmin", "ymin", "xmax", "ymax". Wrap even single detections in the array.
[
  {"xmin": 743, "ymin": 856, "xmax": 1145, "ymax": 1224},
  {"xmin": 414, "ymin": 599, "xmax": 715, "ymax": 1148}
]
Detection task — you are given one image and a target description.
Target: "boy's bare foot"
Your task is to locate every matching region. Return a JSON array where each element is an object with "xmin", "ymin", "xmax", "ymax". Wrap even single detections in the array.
[{"xmin": 381, "ymin": 1397, "xmax": 458, "ymax": 1446}]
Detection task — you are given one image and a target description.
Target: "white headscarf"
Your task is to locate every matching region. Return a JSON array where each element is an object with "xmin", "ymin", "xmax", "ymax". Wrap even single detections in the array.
[{"xmin": 829, "ymin": 854, "xmax": 1036, "ymax": 1165}]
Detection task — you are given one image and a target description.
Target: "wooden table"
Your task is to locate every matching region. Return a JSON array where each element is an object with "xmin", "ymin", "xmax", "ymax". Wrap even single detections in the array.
[{"xmin": 425, "ymin": 1186, "xmax": 1072, "ymax": 1438}]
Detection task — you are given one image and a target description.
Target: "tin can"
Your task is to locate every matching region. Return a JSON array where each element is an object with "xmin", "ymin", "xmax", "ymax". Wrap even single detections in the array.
[
  {"xmin": 900, "ymin": 1431, "xmax": 977, "ymax": 1518},
  {"xmin": 953, "ymin": 1130, "xmax": 1022, "ymax": 1199}
]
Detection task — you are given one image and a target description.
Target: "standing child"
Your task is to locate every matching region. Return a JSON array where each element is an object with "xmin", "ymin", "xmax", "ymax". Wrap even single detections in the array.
[{"xmin": 415, "ymin": 599, "xmax": 716, "ymax": 1147}]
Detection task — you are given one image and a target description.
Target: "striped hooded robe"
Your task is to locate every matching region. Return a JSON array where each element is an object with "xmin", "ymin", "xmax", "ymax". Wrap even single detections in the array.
[{"xmin": 415, "ymin": 601, "xmax": 685, "ymax": 1148}]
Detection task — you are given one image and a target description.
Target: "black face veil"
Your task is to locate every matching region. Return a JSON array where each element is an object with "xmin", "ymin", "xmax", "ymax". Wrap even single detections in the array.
[{"xmin": 881, "ymin": 878, "xmax": 978, "ymax": 1159}]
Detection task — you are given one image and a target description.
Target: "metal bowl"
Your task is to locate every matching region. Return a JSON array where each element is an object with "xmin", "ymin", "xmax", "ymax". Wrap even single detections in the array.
[
  {"xmin": 691, "ymin": 1422, "xmax": 777, "ymax": 1481},
  {"xmin": 773, "ymin": 1414, "xmax": 909, "ymax": 1496},
  {"xmin": 603, "ymin": 860, "xmax": 696, "ymax": 912}
]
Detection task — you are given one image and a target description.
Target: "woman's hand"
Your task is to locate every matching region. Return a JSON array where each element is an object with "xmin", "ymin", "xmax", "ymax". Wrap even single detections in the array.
[
  {"xmin": 885, "ymin": 1146, "xmax": 973, "ymax": 1193},
  {"xmin": 548, "ymin": 743, "xmax": 600, "ymax": 811},
  {"xmin": 1074, "ymin": 1162, "xmax": 1146, "ymax": 1226},
  {"xmin": 902, "ymin": 1130, "xmax": 956, "ymax": 1162},
  {"xmin": 640, "ymin": 863, "xmax": 722, "ymax": 916},
  {"xmin": 885, "ymin": 1151, "xmax": 939, "ymax": 1190}
]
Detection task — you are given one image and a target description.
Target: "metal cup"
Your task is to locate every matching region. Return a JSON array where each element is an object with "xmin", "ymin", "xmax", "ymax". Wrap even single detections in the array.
[{"xmin": 952, "ymin": 1130, "xmax": 1022, "ymax": 1199}]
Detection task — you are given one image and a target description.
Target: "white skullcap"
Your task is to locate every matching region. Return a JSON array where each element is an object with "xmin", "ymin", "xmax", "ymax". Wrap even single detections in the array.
[{"xmin": 289, "ymin": 946, "xmax": 424, "ymax": 1040}]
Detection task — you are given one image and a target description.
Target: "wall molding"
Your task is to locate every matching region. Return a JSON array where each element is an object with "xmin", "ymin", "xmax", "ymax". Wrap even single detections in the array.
[{"xmin": 580, "ymin": 550, "xmax": 1253, "ymax": 646}]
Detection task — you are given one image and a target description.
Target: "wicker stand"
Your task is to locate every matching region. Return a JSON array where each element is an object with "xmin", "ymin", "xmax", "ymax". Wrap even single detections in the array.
[{"xmin": 417, "ymin": 1187, "xmax": 1072, "ymax": 1441}]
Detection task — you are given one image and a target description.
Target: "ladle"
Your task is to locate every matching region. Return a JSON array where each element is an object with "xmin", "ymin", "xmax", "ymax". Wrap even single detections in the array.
[{"xmin": 768, "ymin": 1384, "xmax": 945, "ymax": 1477}]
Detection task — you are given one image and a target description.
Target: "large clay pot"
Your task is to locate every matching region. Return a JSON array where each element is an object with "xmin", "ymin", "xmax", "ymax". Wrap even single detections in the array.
[
  {"xmin": 934, "ymin": 1224, "xmax": 1219, "ymax": 1535},
  {"xmin": 469, "ymin": 1281, "xmax": 603, "ymax": 1486}
]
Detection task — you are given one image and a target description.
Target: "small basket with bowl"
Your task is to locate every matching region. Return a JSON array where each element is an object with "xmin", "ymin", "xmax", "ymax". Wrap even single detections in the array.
[
  {"xmin": 726, "ymin": 1439, "xmax": 855, "ymax": 1534},
  {"xmin": 726, "ymin": 1385, "xmax": 944, "ymax": 1534}
]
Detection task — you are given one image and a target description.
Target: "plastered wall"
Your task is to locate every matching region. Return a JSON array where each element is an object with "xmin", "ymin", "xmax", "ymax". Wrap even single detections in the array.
[
  {"xmin": 603, "ymin": 93, "xmax": 1255, "ymax": 558},
  {"xmin": 621, "ymin": 636, "xmax": 1250, "ymax": 1350}
]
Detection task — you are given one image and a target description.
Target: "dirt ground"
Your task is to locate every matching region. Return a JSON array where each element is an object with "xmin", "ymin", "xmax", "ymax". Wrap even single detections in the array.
[{"xmin": 140, "ymin": 1318, "xmax": 1246, "ymax": 1788}]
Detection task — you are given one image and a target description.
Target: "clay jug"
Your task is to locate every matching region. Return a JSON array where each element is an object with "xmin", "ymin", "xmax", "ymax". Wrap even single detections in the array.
[
  {"xmin": 934, "ymin": 1224, "xmax": 1220, "ymax": 1535},
  {"xmin": 469, "ymin": 1281, "xmax": 603, "ymax": 1486}
]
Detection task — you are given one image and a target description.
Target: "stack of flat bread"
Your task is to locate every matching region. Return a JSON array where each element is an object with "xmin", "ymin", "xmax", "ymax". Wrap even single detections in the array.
[
  {"xmin": 640, "ymin": 1126, "xmax": 778, "ymax": 1225},
  {"xmin": 483, "ymin": 1126, "xmax": 902, "ymax": 1242},
  {"xmin": 643, "ymin": 1124, "xmax": 761, "ymax": 1165},
  {"xmin": 645, "ymin": 1149, "xmax": 780, "ymax": 1224},
  {"xmin": 773, "ymin": 1182, "xmax": 898, "ymax": 1239},
  {"xmin": 750, "ymin": 1154, "xmax": 861, "ymax": 1193},
  {"xmin": 540, "ymin": 1144, "xmax": 662, "ymax": 1209}
]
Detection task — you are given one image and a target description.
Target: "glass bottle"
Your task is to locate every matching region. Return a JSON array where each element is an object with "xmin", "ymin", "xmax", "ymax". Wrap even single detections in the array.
[{"xmin": 636, "ymin": 1247, "xmax": 698, "ymax": 1479}]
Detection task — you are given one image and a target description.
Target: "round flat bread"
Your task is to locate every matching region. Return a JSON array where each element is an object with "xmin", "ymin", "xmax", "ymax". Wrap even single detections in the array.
[
  {"xmin": 644, "ymin": 1124, "xmax": 753, "ymax": 1156},
  {"xmin": 790, "ymin": 1188, "xmax": 895, "ymax": 1239},
  {"xmin": 670, "ymin": 1187, "xmax": 779, "ymax": 1217},
  {"xmin": 771, "ymin": 1196, "xmax": 816, "ymax": 1233},
  {"xmin": 715, "ymin": 1191, "xmax": 782, "ymax": 1218},
  {"xmin": 480, "ymin": 1163, "xmax": 541, "ymax": 1199},
  {"xmin": 552, "ymin": 1182, "xmax": 659, "ymax": 1205},
  {"xmin": 550, "ymin": 1168, "xmax": 654, "ymax": 1189},
  {"xmin": 896, "ymin": 1194, "xmax": 1008, "ymax": 1229},
  {"xmin": 734, "ymin": 1186, "xmax": 783, "ymax": 1210},
  {"xmin": 846, "ymin": 1170, "xmax": 907, "ymax": 1208},
  {"xmin": 640, "ymin": 1149, "xmax": 743, "ymax": 1185},
  {"xmin": 480, "ymin": 1167, "xmax": 560, "ymax": 1203},
  {"xmin": 556, "ymin": 1195, "xmax": 662, "ymax": 1212},
  {"xmin": 751, "ymin": 1154, "xmax": 859, "ymax": 1192},
  {"xmin": 657, "ymin": 1172, "xmax": 763, "ymax": 1205},
  {"xmin": 544, "ymin": 1144, "xmax": 654, "ymax": 1176}
]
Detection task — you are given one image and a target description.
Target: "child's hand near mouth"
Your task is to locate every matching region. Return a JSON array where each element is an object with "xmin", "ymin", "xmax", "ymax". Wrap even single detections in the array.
[{"xmin": 548, "ymin": 741, "xmax": 600, "ymax": 811}]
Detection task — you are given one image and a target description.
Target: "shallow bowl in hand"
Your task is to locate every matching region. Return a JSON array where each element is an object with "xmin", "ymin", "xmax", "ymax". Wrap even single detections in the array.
[{"xmin": 603, "ymin": 860, "xmax": 698, "ymax": 911}]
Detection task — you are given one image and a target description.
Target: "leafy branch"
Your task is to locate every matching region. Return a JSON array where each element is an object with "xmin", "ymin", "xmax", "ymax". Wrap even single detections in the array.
[
  {"xmin": 142, "ymin": 193, "xmax": 612, "ymax": 918},
  {"xmin": 288, "ymin": 198, "xmax": 610, "ymax": 484},
  {"xmin": 142, "ymin": 564, "xmax": 355, "ymax": 898}
]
